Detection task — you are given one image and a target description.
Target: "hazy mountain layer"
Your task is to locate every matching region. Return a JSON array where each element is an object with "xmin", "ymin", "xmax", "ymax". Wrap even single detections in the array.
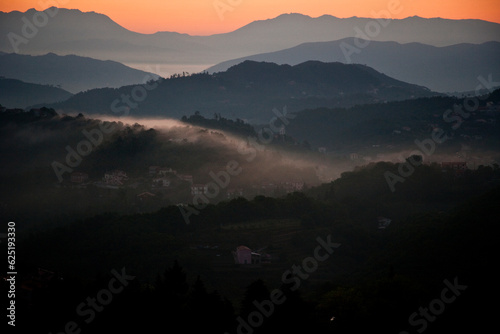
[
  {"xmin": 0, "ymin": 77, "xmax": 72, "ymax": 108},
  {"xmin": 207, "ymin": 39, "xmax": 500, "ymax": 93},
  {"xmin": 0, "ymin": 52, "xmax": 159, "ymax": 93},
  {"xmin": 1, "ymin": 8, "xmax": 499, "ymax": 67}
]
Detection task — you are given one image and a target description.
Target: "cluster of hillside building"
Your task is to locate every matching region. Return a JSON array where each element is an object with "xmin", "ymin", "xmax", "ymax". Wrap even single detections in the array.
[{"xmin": 62, "ymin": 165, "xmax": 305, "ymax": 202}]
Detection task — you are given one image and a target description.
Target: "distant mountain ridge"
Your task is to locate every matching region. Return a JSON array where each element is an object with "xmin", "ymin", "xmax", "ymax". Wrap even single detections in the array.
[
  {"xmin": 1, "ymin": 8, "xmax": 499, "ymax": 68},
  {"xmin": 46, "ymin": 60, "xmax": 438, "ymax": 122},
  {"xmin": 0, "ymin": 52, "xmax": 160, "ymax": 93},
  {"xmin": 207, "ymin": 39, "xmax": 500, "ymax": 93}
]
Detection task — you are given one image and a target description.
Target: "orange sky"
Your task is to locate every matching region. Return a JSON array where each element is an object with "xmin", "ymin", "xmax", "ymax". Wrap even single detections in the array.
[{"xmin": 2, "ymin": 0, "xmax": 499, "ymax": 35}]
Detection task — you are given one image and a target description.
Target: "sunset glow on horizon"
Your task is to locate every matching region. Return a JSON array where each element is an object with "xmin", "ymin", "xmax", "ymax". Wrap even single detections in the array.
[{"xmin": 2, "ymin": 0, "xmax": 499, "ymax": 35}]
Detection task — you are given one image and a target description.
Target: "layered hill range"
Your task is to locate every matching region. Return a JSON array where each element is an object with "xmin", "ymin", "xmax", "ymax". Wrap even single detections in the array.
[
  {"xmin": 0, "ymin": 52, "xmax": 159, "ymax": 108},
  {"xmin": 45, "ymin": 60, "xmax": 438, "ymax": 122},
  {"xmin": 1, "ymin": 8, "xmax": 499, "ymax": 94},
  {"xmin": 1, "ymin": 8, "xmax": 499, "ymax": 65},
  {"xmin": 207, "ymin": 40, "xmax": 500, "ymax": 93}
]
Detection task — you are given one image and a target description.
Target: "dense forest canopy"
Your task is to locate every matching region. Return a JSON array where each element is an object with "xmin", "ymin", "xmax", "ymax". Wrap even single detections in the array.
[{"xmin": 1, "ymin": 94, "xmax": 498, "ymax": 333}]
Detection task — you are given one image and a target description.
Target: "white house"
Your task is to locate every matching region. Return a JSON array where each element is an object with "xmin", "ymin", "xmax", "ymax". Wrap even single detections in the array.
[{"xmin": 234, "ymin": 246, "xmax": 252, "ymax": 265}]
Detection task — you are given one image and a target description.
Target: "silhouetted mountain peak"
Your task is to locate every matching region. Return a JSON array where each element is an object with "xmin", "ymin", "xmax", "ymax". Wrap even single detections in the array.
[
  {"xmin": 274, "ymin": 13, "xmax": 312, "ymax": 20},
  {"xmin": 224, "ymin": 60, "xmax": 399, "ymax": 86},
  {"xmin": 225, "ymin": 60, "xmax": 288, "ymax": 74}
]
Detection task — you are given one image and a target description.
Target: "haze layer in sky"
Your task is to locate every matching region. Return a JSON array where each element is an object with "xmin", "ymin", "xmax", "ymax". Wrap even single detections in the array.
[{"xmin": 2, "ymin": 0, "xmax": 500, "ymax": 35}]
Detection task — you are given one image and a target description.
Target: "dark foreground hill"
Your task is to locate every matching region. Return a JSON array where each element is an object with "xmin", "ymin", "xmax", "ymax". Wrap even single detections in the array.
[
  {"xmin": 0, "ymin": 104, "xmax": 498, "ymax": 333},
  {"xmin": 8, "ymin": 160, "xmax": 500, "ymax": 334}
]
